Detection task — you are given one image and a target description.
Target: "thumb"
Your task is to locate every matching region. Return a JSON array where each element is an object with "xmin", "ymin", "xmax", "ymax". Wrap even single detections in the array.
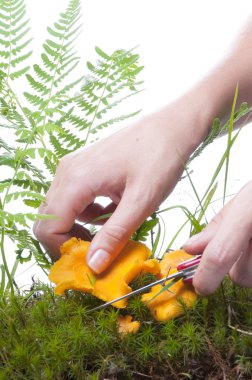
[{"xmin": 86, "ymin": 189, "xmax": 153, "ymax": 273}]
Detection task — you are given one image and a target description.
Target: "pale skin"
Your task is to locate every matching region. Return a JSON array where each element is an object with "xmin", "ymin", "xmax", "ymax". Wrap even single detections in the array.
[{"xmin": 34, "ymin": 16, "xmax": 252, "ymax": 295}]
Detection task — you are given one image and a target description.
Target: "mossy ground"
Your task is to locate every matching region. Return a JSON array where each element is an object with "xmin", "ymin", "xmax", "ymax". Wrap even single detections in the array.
[{"xmin": 1, "ymin": 277, "xmax": 252, "ymax": 380}]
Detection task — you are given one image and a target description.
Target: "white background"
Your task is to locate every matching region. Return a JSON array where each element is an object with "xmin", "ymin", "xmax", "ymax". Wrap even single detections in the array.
[{"xmin": 4, "ymin": 0, "xmax": 252, "ymax": 287}]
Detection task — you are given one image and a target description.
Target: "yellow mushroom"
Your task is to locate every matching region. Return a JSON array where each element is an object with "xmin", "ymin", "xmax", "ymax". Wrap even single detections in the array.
[
  {"xmin": 117, "ymin": 314, "xmax": 141, "ymax": 336},
  {"xmin": 48, "ymin": 238, "xmax": 94, "ymax": 295},
  {"xmin": 141, "ymin": 250, "xmax": 197, "ymax": 321},
  {"xmin": 49, "ymin": 237, "xmax": 156, "ymax": 308},
  {"xmin": 92, "ymin": 240, "xmax": 154, "ymax": 308}
]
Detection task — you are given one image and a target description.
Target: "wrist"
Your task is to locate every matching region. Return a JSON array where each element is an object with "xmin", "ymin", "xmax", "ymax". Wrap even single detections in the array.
[{"xmin": 154, "ymin": 92, "xmax": 214, "ymax": 158}]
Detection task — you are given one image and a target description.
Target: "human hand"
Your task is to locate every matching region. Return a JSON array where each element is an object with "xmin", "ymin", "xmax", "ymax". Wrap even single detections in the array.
[
  {"xmin": 33, "ymin": 100, "xmax": 202, "ymax": 273},
  {"xmin": 183, "ymin": 180, "xmax": 252, "ymax": 295}
]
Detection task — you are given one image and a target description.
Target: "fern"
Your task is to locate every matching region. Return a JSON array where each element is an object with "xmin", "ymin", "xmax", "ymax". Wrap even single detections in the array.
[
  {"xmin": 0, "ymin": 0, "xmax": 32, "ymax": 81},
  {"xmin": 132, "ymin": 217, "xmax": 159, "ymax": 243},
  {"xmin": 5, "ymin": 227, "xmax": 51, "ymax": 270},
  {"xmin": 0, "ymin": 0, "xmax": 144, "ymax": 295},
  {"xmin": 189, "ymin": 102, "xmax": 252, "ymax": 163}
]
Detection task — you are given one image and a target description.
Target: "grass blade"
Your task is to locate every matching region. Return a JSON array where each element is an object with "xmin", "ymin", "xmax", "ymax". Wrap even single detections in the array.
[
  {"xmin": 223, "ymin": 84, "xmax": 238, "ymax": 205},
  {"xmin": 144, "ymin": 276, "xmax": 182, "ymax": 305},
  {"xmin": 0, "ymin": 265, "xmax": 6, "ymax": 298}
]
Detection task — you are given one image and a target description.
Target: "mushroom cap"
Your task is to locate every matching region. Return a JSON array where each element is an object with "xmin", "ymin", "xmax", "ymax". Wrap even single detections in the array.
[
  {"xmin": 49, "ymin": 237, "xmax": 155, "ymax": 308},
  {"xmin": 117, "ymin": 314, "xmax": 141, "ymax": 336}
]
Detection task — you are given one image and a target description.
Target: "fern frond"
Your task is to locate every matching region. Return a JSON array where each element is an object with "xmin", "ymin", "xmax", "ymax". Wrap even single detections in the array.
[
  {"xmin": 54, "ymin": 124, "xmax": 85, "ymax": 149},
  {"xmin": 5, "ymin": 190, "xmax": 45, "ymax": 204},
  {"xmin": 0, "ymin": 137, "xmax": 13, "ymax": 153},
  {"xmin": 67, "ymin": 114, "xmax": 89, "ymax": 130},
  {"xmin": 95, "ymin": 46, "xmax": 111, "ymax": 61},
  {"xmin": 23, "ymin": 0, "xmax": 83, "ymax": 160},
  {"xmin": 41, "ymin": 53, "xmax": 55, "ymax": 71},
  {"xmin": 10, "ymin": 4, "xmax": 25, "ymax": 25},
  {"xmin": 0, "ymin": 97, "xmax": 27, "ymax": 130},
  {"xmin": 0, "ymin": 137, "xmax": 47, "ymax": 184},
  {"xmin": 9, "ymin": 65, "xmax": 29, "ymax": 80},
  {"xmin": 0, "ymin": 0, "xmax": 145, "ymax": 289},
  {"xmin": 26, "ymin": 74, "xmax": 50, "ymax": 95},
  {"xmin": 1, "ymin": 177, "xmax": 49, "ymax": 194},
  {"xmin": 49, "ymin": 134, "xmax": 72, "ymax": 158},
  {"xmin": 51, "ymin": 75, "xmax": 84, "ymax": 100},
  {"xmin": 95, "ymin": 89, "xmax": 143, "ymax": 119},
  {"xmin": 5, "ymin": 227, "xmax": 51, "ymax": 269},
  {"xmin": 54, "ymin": 58, "xmax": 79, "ymax": 86},
  {"xmin": 0, "ymin": 0, "xmax": 32, "ymax": 80},
  {"xmin": 189, "ymin": 102, "xmax": 252, "ymax": 163},
  {"xmin": 74, "ymin": 46, "xmax": 144, "ymax": 142},
  {"xmin": 0, "ymin": 210, "xmax": 52, "ymax": 228},
  {"xmin": 92, "ymin": 110, "xmax": 141, "ymax": 134},
  {"xmin": 0, "ymin": 152, "xmax": 16, "ymax": 169},
  {"xmin": 24, "ymin": 92, "xmax": 46, "ymax": 107},
  {"xmin": 33, "ymin": 64, "xmax": 52, "ymax": 83},
  {"xmin": 0, "ymin": 18, "xmax": 8, "ymax": 29}
]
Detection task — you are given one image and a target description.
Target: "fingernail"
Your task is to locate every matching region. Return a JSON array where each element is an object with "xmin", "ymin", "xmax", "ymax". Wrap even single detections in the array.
[
  {"xmin": 88, "ymin": 249, "xmax": 110, "ymax": 273},
  {"xmin": 184, "ymin": 231, "xmax": 204, "ymax": 246}
]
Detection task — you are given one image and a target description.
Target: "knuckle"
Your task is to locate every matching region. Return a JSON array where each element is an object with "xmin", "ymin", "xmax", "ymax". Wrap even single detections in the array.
[
  {"xmin": 206, "ymin": 240, "xmax": 230, "ymax": 268},
  {"xmin": 103, "ymin": 224, "xmax": 129, "ymax": 245}
]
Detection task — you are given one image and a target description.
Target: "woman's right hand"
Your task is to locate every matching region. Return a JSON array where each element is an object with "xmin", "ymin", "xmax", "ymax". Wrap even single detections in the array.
[{"xmin": 33, "ymin": 97, "xmax": 204, "ymax": 273}]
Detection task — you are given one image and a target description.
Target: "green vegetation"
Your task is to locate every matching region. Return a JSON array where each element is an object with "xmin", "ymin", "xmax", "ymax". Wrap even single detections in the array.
[
  {"xmin": 1, "ymin": 0, "xmax": 252, "ymax": 379},
  {"xmin": 0, "ymin": 0, "xmax": 144, "ymax": 295},
  {"xmin": 0, "ymin": 280, "xmax": 252, "ymax": 379}
]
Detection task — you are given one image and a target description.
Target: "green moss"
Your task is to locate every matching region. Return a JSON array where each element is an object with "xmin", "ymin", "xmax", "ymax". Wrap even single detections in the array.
[{"xmin": 1, "ymin": 279, "xmax": 252, "ymax": 379}]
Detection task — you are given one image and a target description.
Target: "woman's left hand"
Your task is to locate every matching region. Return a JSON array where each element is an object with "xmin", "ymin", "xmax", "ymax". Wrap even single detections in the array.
[{"xmin": 183, "ymin": 180, "xmax": 252, "ymax": 295}]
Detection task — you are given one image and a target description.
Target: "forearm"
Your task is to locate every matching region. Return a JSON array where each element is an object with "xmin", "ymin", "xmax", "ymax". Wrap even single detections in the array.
[
  {"xmin": 159, "ymin": 15, "xmax": 252, "ymax": 153},
  {"xmin": 190, "ymin": 15, "xmax": 252, "ymax": 138}
]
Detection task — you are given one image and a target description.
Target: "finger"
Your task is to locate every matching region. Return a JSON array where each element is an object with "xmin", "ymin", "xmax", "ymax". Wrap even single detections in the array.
[
  {"xmin": 33, "ymin": 181, "xmax": 94, "ymax": 259},
  {"xmin": 193, "ymin": 187, "xmax": 252, "ymax": 295},
  {"xmin": 86, "ymin": 186, "xmax": 156, "ymax": 273},
  {"xmin": 77, "ymin": 202, "xmax": 117, "ymax": 225},
  {"xmin": 229, "ymin": 240, "xmax": 252, "ymax": 287},
  {"xmin": 33, "ymin": 180, "xmax": 59, "ymax": 236},
  {"xmin": 183, "ymin": 200, "xmax": 233, "ymax": 254}
]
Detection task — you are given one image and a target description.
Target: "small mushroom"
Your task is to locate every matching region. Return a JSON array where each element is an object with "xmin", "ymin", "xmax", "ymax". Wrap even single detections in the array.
[{"xmin": 117, "ymin": 314, "xmax": 140, "ymax": 336}]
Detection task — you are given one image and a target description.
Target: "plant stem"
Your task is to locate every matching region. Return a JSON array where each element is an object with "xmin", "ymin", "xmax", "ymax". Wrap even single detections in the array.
[
  {"xmin": 84, "ymin": 61, "xmax": 113, "ymax": 146},
  {"xmin": 1, "ymin": 79, "xmax": 47, "ymax": 209},
  {"xmin": 0, "ymin": 229, "xmax": 14, "ymax": 295}
]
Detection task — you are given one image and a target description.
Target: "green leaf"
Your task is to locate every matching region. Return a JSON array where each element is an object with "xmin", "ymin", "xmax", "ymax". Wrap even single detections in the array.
[
  {"xmin": 33, "ymin": 64, "xmax": 52, "ymax": 82},
  {"xmin": 223, "ymin": 85, "xmax": 238, "ymax": 205},
  {"xmin": 47, "ymin": 26, "xmax": 63, "ymax": 39},
  {"xmin": 26, "ymin": 74, "xmax": 50, "ymax": 94},
  {"xmin": 133, "ymin": 218, "xmax": 159, "ymax": 242},
  {"xmin": 5, "ymin": 190, "xmax": 45, "ymax": 204},
  {"xmin": 10, "ymin": 66, "xmax": 30, "ymax": 79},
  {"xmin": 95, "ymin": 46, "xmax": 110, "ymax": 60}
]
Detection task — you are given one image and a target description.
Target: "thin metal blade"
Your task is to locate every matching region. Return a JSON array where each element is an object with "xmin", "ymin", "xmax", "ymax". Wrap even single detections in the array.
[{"xmin": 88, "ymin": 271, "xmax": 183, "ymax": 312}]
